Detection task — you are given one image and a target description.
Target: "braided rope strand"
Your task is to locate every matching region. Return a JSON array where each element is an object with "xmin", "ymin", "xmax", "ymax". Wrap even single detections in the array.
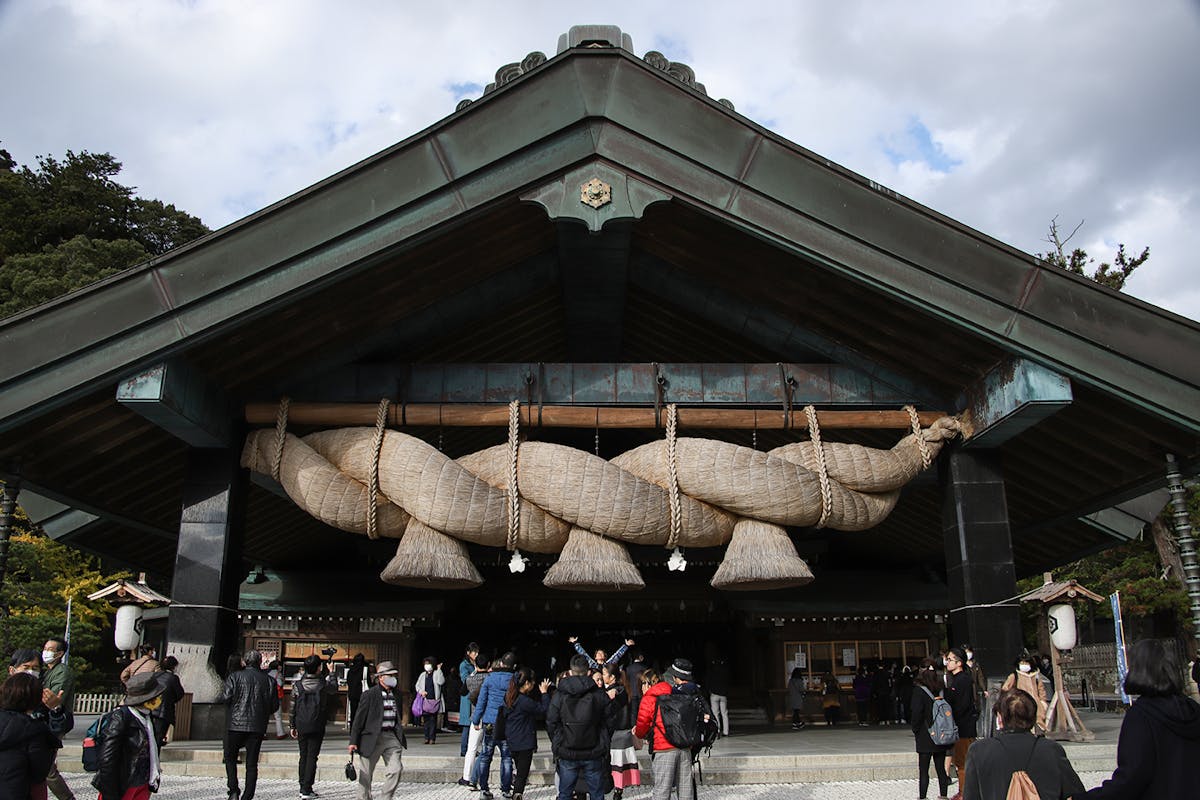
[
  {"xmin": 270, "ymin": 396, "xmax": 290, "ymax": 483},
  {"xmin": 507, "ymin": 399, "xmax": 521, "ymax": 551},
  {"xmin": 805, "ymin": 405, "xmax": 833, "ymax": 529},
  {"xmin": 367, "ymin": 398, "xmax": 390, "ymax": 540},
  {"xmin": 905, "ymin": 405, "xmax": 932, "ymax": 469},
  {"xmin": 666, "ymin": 403, "xmax": 683, "ymax": 550}
]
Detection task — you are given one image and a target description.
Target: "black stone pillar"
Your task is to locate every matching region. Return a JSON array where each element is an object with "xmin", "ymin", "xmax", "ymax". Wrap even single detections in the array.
[
  {"xmin": 941, "ymin": 448, "xmax": 1023, "ymax": 684},
  {"xmin": 167, "ymin": 448, "xmax": 246, "ymax": 740}
]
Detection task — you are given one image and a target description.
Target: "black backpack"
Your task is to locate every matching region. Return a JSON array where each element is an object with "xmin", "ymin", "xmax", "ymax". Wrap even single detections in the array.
[
  {"xmin": 558, "ymin": 691, "xmax": 600, "ymax": 751},
  {"xmin": 292, "ymin": 682, "xmax": 325, "ymax": 735},
  {"xmin": 653, "ymin": 692, "xmax": 717, "ymax": 753},
  {"xmin": 82, "ymin": 707, "xmax": 121, "ymax": 772}
]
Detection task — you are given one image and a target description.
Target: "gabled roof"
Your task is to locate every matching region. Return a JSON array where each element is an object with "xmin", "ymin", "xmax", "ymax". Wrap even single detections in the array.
[{"xmin": 1, "ymin": 28, "xmax": 1196, "ymax": 579}]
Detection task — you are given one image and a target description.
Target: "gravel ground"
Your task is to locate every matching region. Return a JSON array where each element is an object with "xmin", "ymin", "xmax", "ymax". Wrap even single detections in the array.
[{"xmin": 63, "ymin": 770, "xmax": 1115, "ymax": 799}]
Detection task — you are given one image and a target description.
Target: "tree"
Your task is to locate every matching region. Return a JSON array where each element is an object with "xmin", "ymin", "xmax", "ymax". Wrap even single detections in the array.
[
  {"xmin": 1038, "ymin": 216, "xmax": 1150, "ymax": 291},
  {"xmin": 0, "ymin": 519, "xmax": 129, "ymax": 692},
  {"xmin": 0, "ymin": 145, "xmax": 209, "ymax": 318}
]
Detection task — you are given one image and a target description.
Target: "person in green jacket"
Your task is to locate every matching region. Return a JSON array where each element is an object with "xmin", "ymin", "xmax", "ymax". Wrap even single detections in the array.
[{"xmin": 40, "ymin": 637, "xmax": 76, "ymax": 800}]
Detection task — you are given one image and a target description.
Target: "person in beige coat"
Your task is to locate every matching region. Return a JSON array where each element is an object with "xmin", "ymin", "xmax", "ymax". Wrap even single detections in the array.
[
  {"xmin": 1000, "ymin": 655, "xmax": 1047, "ymax": 731},
  {"xmin": 120, "ymin": 645, "xmax": 158, "ymax": 686}
]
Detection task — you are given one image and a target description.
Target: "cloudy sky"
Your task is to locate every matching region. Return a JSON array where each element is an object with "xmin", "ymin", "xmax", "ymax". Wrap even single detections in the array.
[{"xmin": 2, "ymin": 0, "xmax": 1198, "ymax": 321}]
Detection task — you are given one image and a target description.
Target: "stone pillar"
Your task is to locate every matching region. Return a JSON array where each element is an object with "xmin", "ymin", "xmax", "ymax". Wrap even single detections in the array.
[
  {"xmin": 167, "ymin": 448, "xmax": 246, "ymax": 740},
  {"xmin": 941, "ymin": 448, "xmax": 1023, "ymax": 684}
]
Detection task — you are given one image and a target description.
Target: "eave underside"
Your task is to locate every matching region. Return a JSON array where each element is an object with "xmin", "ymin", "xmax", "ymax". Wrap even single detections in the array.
[{"xmin": 2, "ymin": 201, "xmax": 1192, "ymax": 583}]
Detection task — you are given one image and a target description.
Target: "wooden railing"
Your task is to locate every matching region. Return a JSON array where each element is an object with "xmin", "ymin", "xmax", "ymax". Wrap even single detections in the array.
[{"xmin": 73, "ymin": 693, "xmax": 123, "ymax": 715}]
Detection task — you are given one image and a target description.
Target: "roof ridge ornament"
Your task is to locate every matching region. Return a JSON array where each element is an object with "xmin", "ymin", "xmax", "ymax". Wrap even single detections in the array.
[{"xmin": 455, "ymin": 25, "xmax": 734, "ymax": 112}]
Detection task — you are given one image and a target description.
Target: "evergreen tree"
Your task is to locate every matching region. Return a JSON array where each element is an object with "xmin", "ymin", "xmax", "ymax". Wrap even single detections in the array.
[{"xmin": 0, "ymin": 145, "xmax": 209, "ymax": 318}]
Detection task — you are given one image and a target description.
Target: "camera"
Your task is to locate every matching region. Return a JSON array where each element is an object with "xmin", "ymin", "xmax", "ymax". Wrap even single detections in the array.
[{"xmin": 320, "ymin": 646, "xmax": 338, "ymax": 657}]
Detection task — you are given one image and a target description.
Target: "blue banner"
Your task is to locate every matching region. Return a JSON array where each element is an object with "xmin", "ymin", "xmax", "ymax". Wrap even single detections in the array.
[{"xmin": 1110, "ymin": 591, "xmax": 1130, "ymax": 704}]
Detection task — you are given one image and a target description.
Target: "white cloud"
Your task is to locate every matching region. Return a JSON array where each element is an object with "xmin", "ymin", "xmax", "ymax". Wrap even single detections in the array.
[{"xmin": 2, "ymin": 0, "xmax": 1197, "ymax": 320}]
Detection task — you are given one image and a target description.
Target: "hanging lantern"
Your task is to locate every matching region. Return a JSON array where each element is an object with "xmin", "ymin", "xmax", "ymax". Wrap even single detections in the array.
[
  {"xmin": 114, "ymin": 605, "xmax": 144, "ymax": 652},
  {"xmin": 1048, "ymin": 603, "xmax": 1077, "ymax": 650}
]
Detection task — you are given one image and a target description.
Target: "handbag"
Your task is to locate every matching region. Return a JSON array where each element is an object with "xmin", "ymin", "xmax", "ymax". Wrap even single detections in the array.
[
  {"xmin": 411, "ymin": 694, "xmax": 425, "ymax": 717},
  {"xmin": 422, "ymin": 696, "xmax": 442, "ymax": 715},
  {"xmin": 345, "ymin": 757, "xmax": 357, "ymax": 780}
]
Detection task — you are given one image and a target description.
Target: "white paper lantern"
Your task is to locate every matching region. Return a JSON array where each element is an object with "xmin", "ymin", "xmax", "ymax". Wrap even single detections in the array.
[
  {"xmin": 1048, "ymin": 603, "xmax": 1077, "ymax": 651},
  {"xmin": 114, "ymin": 605, "xmax": 144, "ymax": 651}
]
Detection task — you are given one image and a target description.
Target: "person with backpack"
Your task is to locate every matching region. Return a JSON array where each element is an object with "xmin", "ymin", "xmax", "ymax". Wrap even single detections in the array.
[
  {"xmin": 504, "ymin": 668, "xmax": 552, "ymax": 800},
  {"xmin": 547, "ymin": 654, "xmax": 613, "ymax": 800},
  {"xmin": 289, "ymin": 654, "xmax": 339, "ymax": 800},
  {"xmin": 0, "ymin": 671, "xmax": 60, "ymax": 800},
  {"xmin": 471, "ymin": 652, "xmax": 517, "ymax": 799},
  {"xmin": 93, "ymin": 672, "xmax": 167, "ymax": 800},
  {"xmin": 634, "ymin": 658, "xmax": 713, "ymax": 800},
  {"xmin": 961, "ymin": 688, "xmax": 1084, "ymax": 800},
  {"xmin": 910, "ymin": 658, "xmax": 952, "ymax": 800}
]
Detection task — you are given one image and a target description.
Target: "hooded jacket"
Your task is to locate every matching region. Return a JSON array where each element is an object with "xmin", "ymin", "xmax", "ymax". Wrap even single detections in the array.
[
  {"xmin": 0, "ymin": 710, "xmax": 59, "ymax": 800},
  {"xmin": 1084, "ymin": 693, "xmax": 1200, "ymax": 799},
  {"xmin": 546, "ymin": 674, "xmax": 612, "ymax": 760}
]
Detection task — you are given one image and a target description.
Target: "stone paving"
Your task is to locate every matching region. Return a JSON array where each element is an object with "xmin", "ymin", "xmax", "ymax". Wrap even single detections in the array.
[{"xmin": 61, "ymin": 769, "xmax": 1115, "ymax": 799}]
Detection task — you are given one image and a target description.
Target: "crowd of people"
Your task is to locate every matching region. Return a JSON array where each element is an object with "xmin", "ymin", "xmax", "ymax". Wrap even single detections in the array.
[{"xmin": 2, "ymin": 634, "xmax": 1199, "ymax": 800}]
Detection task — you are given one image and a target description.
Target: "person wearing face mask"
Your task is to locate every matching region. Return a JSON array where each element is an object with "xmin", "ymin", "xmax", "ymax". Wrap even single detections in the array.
[
  {"xmin": 1001, "ymin": 656, "xmax": 1047, "ymax": 732},
  {"xmin": 93, "ymin": 672, "xmax": 168, "ymax": 800},
  {"xmin": 39, "ymin": 638, "xmax": 76, "ymax": 800},
  {"xmin": 349, "ymin": 660, "xmax": 407, "ymax": 800},
  {"xmin": 9, "ymin": 648, "xmax": 71, "ymax": 796},
  {"xmin": 414, "ymin": 657, "xmax": 445, "ymax": 745}
]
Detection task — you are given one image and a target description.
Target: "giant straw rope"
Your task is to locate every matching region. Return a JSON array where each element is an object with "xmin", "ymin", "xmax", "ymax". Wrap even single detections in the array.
[{"xmin": 240, "ymin": 403, "xmax": 960, "ymax": 591}]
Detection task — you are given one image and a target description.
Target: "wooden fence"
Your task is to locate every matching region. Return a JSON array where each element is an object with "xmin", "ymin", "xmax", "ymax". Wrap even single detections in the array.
[{"xmin": 73, "ymin": 693, "xmax": 123, "ymax": 715}]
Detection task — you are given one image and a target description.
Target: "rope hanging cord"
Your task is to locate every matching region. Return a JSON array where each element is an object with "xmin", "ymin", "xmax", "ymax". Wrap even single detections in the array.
[
  {"xmin": 270, "ymin": 396, "xmax": 290, "ymax": 483},
  {"xmin": 805, "ymin": 405, "xmax": 833, "ymax": 529},
  {"xmin": 905, "ymin": 405, "xmax": 933, "ymax": 469},
  {"xmin": 367, "ymin": 398, "xmax": 390, "ymax": 540},
  {"xmin": 507, "ymin": 399, "xmax": 521, "ymax": 552},
  {"xmin": 665, "ymin": 403, "xmax": 683, "ymax": 550}
]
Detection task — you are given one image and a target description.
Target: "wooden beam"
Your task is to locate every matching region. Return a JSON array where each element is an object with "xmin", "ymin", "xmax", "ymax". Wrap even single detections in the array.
[
  {"xmin": 245, "ymin": 402, "xmax": 948, "ymax": 430},
  {"xmin": 960, "ymin": 357, "xmax": 1072, "ymax": 447}
]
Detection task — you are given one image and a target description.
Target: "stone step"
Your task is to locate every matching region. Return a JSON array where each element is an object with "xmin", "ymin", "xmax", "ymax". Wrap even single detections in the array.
[{"xmin": 60, "ymin": 741, "xmax": 1118, "ymax": 785}]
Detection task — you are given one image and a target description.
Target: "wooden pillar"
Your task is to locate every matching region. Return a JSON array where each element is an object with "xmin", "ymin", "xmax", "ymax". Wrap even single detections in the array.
[
  {"xmin": 167, "ymin": 448, "xmax": 246, "ymax": 740},
  {"xmin": 941, "ymin": 448, "xmax": 1023, "ymax": 687}
]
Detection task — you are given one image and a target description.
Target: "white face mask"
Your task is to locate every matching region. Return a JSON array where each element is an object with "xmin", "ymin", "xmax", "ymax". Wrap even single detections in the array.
[
  {"xmin": 424, "ymin": 664, "xmax": 434, "ymax": 673},
  {"xmin": 42, "ymin": 650, "xmax": 58, "ymax": 664},
  {"xmin": 1018, "ymin": 663, "xmax": 1032, "ymax": 673},
  {"xmin": 380, "ymin": 675, "xmax": 398, "ymax": 688},
  {"xmin": 966, "ymin": 651, "xmax": 973, "ymax": 661}
]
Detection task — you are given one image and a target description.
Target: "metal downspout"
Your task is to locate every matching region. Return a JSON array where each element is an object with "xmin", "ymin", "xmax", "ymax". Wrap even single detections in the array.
[{"xmin": 1165, "ymin": 454, "xmax": 1200, "ymax": 658}]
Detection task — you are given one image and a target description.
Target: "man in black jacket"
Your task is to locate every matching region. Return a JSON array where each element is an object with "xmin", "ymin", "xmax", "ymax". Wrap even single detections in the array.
[
  {"xmin": 220, "ymin": 649, "xmax": 279, "ymax": 800},
  {"xmin": 348, "ymin": 660, "xmax": 406, "ymax": 800},
  {"xmin": 546, "ymin": 654, "xmax": 612, "ymax": 800},
  {"xmin": 290, "ymin": 654, "xmax": 340, "ymax": 800}
]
